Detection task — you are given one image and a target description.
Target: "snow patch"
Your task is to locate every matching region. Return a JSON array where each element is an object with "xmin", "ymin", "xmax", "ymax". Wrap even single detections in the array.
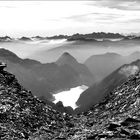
[{"xmin": 53, "ymin": 85, "xmax": 88, "ymax": 109}]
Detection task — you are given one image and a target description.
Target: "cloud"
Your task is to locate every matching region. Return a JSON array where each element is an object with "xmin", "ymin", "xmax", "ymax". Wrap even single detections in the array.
[
  {"xmin": 88, "ymin": 0, "xmax": 140, "ymax": 11},
  {"xmin": 63, "ymin": 12, "xmax": 124, "ymax": 23},
  {"xmin": 0, "ymin": 6, "xmax": 16, "ymax": 9}
]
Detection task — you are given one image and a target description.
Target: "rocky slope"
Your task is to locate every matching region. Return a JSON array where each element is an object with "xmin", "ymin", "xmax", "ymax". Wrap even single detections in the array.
[
  {"xmin": 0, "ymin": 64, "xmax": 75, "ymax": 140},
  {"xmin": 70, "ymin": 72, "xmax": 140, "ymax": 139},
  {"xmin": 1, "ymin": 63, "xmax": 140, "ymax": 139}
]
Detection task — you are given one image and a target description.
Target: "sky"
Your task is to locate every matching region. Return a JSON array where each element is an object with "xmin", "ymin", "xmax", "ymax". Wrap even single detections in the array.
[{"xmin": 0, "ymin": 0, "xmax": 140, "ymax": 37}]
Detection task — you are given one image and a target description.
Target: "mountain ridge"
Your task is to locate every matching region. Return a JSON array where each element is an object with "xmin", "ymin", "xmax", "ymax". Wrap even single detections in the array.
[
  {"xmin": 1, "ymin": 32, "xmax": 140, "ymax": 42},
  {"xmin": 55, "ymin": 52, "xmax": 95, "ymax": 86},
  {"xmin": 77, "ymin": 59, "xmax": 140, "ymax": 112},
  {"xmin": 84, "ymin": 51, "xmax": 140, "ymax": 82}
]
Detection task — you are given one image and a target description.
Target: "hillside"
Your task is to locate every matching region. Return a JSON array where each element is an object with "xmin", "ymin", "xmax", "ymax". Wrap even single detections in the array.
[
  {"xmin": 0, "ymin": 64, "xmax": 75, "ymax": 139},
  {"xmin": 84, "ymin": 52, "xmax": 123, "ymax": 82},
  {"xmin": 0, "ymin": 49, "xmax": 90, "ymax": 101},
  {"xmin": 56, "ymin": 52, "xmax": 95, "ymax": 86},
  {"xmin": 70, "ymin": 72, "xmax": 140, "ymax": 139},
  {"xmin": 85, "ymin": 52, "xmax": 140, "ymax": 82},
  {"xmin": 77, "ymin": 59, "xmax": 140, "ymax": 112}
]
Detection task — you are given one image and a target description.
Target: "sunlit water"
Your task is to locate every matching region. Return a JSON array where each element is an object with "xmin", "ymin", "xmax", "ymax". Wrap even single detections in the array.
[{"xmin": 53, "ymin": 85, "xmax": 88, "ymax": 109}]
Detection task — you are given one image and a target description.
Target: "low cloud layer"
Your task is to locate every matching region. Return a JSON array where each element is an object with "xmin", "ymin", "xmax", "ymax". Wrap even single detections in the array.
[{"xmin": 89, "ymin": 0, "xmax": 140, "ymax": 11}]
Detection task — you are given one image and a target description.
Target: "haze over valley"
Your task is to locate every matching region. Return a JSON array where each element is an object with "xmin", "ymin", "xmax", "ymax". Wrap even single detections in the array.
[
  {"xmin": 1, "ymin": 36, "xmax": 140, "ymax": 64},
  {"xmin": 1, "ymin": 34, "xmax": 140, "ymax": 112}
]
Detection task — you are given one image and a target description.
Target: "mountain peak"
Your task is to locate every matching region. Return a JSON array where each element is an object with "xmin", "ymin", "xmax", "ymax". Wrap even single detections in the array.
[
  {"xmin": 19, "ymin": 36, "xmax": 31, "ymax": 41},
  {"xmin": 0, "ymin": 48, "xmax": 21, "ymax": 63},
  {"xmin": 0, "ymin": 36, "xmax": 12, "ymax": 42},
  {"xmin": 63, "ymin": 52, "xmax": 71, "ymax": 56},
  {"xmin": 56, "ymin": 52, "xmax": 78, "ymax": 66}
]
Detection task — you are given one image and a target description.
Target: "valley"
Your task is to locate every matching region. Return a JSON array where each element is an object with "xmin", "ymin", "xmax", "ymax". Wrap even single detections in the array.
[{"xmin": 0, "ymin": 35, "xmax": 140, "ymax": 114}]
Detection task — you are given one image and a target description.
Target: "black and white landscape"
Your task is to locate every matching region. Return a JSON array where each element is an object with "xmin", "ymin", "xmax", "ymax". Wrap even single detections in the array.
[{"xmin": 1, "ymin": 1, "xmax": 140, "ymax": 139}]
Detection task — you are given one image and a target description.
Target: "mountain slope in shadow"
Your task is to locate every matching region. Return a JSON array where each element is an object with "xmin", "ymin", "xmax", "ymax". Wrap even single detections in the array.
[
  {"xmin": 76, "ymin": 59, "xmax": 140, "ymax": 112},
  {"xmin": 84, "ymin": 52, "xmax": 124, "ymax": 82},
  {"xmin": 85, "ymin": 51, "xmax": 140, "ymax": 82},
  {"xmin": 56, "ymin": 52, "xmax": 95, "ymax": 86},
  {"xmin": 0, "ymin": 64, "xmax": 75, "ymax": 139},
  {"xmin": 0, "ymin": 49, "xmax": 94, "ymax": 102}
]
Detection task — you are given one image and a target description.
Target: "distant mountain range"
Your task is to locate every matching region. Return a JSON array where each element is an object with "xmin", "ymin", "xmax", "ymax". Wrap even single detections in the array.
[
  {"xmin": 1, "ymin": 32, "xmax": 140, "ymax": 42},
  {"xmin": 0, "ymin": 36, "xmax": 12, "ymax": 42}
]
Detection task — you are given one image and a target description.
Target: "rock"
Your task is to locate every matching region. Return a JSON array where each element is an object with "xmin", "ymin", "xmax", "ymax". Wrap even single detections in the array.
[
  {"xmin": 0, "ymin": 62, "xmax": 74, "ymax": 139},
  {"xmin": 0, "ymin": 62, "xmax": 6, "ymax": 71},
  {"xmin": 107, "ymin": 123, "xmax": 120, "ymax": 131}
]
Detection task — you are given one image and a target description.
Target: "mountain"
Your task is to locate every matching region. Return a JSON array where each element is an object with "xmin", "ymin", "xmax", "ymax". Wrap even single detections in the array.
[
  {"xmin": 1, "ymin": 62, "xmax": 140, "ymax": 139},
  {"xmin": 76, "ymin": 59, "xmax": 140, "ymax": 112},
  {"xmin": 1, "ymin": 32, "xmax": 140, "ymax": 43},
  {"xmin": 84, "ymin": 52, "xmax": 124, "ymax": 82},
  {"xmin": 85, "ymin": 51, "xmax": 140, "ymax": 82},
  {"xmin": 71, "ymin": 72, "xmax": 140, "ymax": 139},
  {"xmin": 0, "ymin": 49, "xmax": 93, "ymax": 104},
  {"xmin": 19, "ymin": 37, "xmax": 32, "ymax": 41},
  {"xmin": 0, "ymin": 36, "xmax": 12, "ymax": 42},
  {"xmin": 47, "ymin": 35, "xmax": 69, "ymax": 39},
  {"xmin": 0, "ymin": 64, "xmax": 75, "ymax": 139},
  {"xmin": 0, "ymin": 48, "xmax": 22, "ymax": 63},
  {"xmin": 31, "ymin": 36, "xmax": 45, "ymax": 40},
  {"xmin": 0, "ymin": 49, "xmax": 80, "ymax": 99},
  {"xmin": 56, "ymin": 52, "xmax": 78, "ymax": 66},
  {"xmin": 67, "ymin": 34, "xmax": 97, "ymax": 42},
  {"xmin": 67, "ymin": 32, "xmax": 124, "ymax": 41},
  {"xmin": 56, "ymin": 52, "xmax": 95, "ymax": 86}
]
